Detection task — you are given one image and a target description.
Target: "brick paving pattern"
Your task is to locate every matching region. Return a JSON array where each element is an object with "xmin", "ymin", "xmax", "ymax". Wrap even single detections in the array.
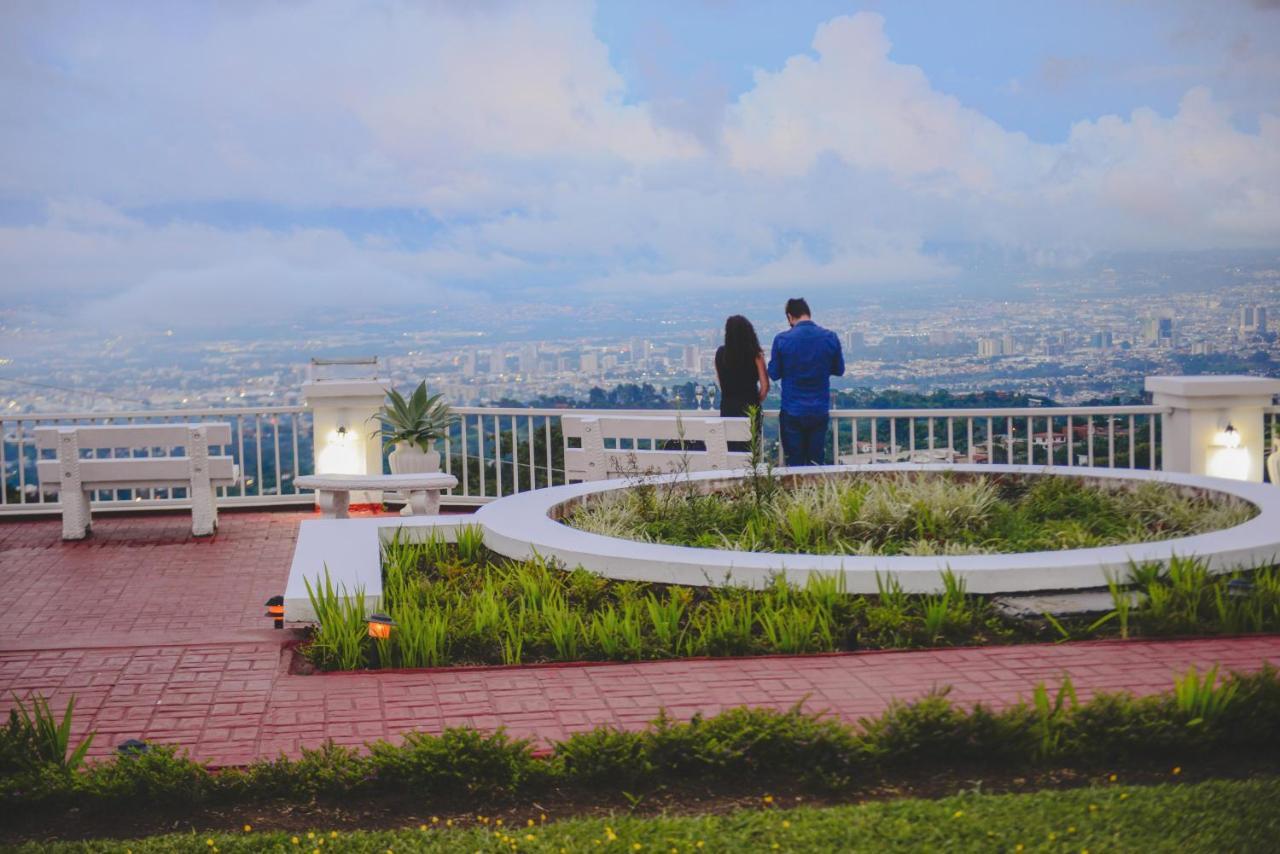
[{"xmin": 2, "ymin": 511, "xmax": 1278, "ymax": 766}]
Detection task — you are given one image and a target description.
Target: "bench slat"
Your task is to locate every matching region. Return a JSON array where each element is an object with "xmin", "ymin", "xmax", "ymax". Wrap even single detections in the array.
[
  {"xmin": 33, "ymin": 424, "xmax": 234, "ymax": 450},
  {"xmin": 562, "ymin": 415, "xmax": 751, "ymax": 442},
  {"xmin": 37, "ymin": 457, "xmax": 238, "ymax": 489}
]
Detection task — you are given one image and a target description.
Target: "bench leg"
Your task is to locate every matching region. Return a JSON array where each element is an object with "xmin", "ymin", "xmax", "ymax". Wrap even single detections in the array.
[
  {"xmin": 405, "ymin": 489, "xmax": 440, "ymax": 516},
  {"xmin": 317, "ymin": 490, "xmax": 350, "ymax": 519},
  {"xmin": 62, "ymin": 489, "xmax": 92, "ymax": 540},
  {"xmin": 191, "ymin": 484, "xmax": 218, "ymax": 537},
  {"xmin": 188, "ymin": 426, "xmax": 217, "ymax": 537}
]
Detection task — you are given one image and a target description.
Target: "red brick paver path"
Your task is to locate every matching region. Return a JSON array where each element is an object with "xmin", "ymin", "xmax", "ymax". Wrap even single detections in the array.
[{"xmin": 2, "ymin": 511, "xmax": 1279, "ymax": 767}]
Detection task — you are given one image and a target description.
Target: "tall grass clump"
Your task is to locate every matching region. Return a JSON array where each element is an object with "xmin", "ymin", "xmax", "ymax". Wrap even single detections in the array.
[{"xmin": 567, "ymin": 471, "xmax": 1257, "ymax": 557}]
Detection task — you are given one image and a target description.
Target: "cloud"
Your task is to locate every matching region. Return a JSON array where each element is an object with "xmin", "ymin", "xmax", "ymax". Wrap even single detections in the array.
[{"xmin": 0, "ymin": 4, "xmax": 1278, "ymax": 331}]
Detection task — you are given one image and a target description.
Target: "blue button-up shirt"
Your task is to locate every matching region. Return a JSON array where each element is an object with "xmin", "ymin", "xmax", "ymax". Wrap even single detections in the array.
[{"xmin": 767, "ymin": 320, "xmax": 845, "ymax": 416}]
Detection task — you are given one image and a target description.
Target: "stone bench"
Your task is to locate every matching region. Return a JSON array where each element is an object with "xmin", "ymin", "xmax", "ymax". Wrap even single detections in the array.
[
  {"xmin": 294, "ymin": 472, "xmax": 458, "ymax": 518},
  {"xmin": 562, "ymin": 414, "xmax": 752, "ymax": 482},
  {"xmin": 35, "ymin": 423, "xmax": 238, "ymax": 539}
]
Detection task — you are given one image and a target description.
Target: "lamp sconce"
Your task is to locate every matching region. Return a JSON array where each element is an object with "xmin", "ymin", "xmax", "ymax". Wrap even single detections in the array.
[{"xmin": 1207, "ymin": 420, "xmax": 1249, "ymax": 481}]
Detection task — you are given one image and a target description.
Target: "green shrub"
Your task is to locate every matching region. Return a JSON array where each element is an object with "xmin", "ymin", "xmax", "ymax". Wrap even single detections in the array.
[{"xmin": 366, "ymin": 728, "xmax": 541, "ymax": 797}]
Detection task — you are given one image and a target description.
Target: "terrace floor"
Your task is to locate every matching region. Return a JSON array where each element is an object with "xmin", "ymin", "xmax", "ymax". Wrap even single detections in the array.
[{"xmin": 1, "ymin": 509, "xmax": 1279, "ymax": 767}]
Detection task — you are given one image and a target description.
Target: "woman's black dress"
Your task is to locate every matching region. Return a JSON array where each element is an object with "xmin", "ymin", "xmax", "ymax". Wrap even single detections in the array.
[
  {"xmin": 715, "ymin": 346, "xmax": 759, "ymax": 417},
  {"xmin": 716, "ymin": 347, "xmax": 762, "ymax": 452}
]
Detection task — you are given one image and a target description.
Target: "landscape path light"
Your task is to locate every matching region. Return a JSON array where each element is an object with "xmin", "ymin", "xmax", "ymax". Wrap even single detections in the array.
[
  {"xmin": 367, "ymin": 613, "xmax": 396, "ymax": 640},
  {"xmin": 1227, "ymin": 578, "xmax": 1255, "ymax": 599},
  {"xmin": 264, "ymin": 595, "xmax": 284, "ymax": 629}
]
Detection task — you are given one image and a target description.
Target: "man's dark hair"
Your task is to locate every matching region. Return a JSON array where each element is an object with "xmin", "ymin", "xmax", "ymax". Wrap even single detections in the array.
[{"xmin": 785, "ymin": 297, "xmax": 811, "ymax": 318}]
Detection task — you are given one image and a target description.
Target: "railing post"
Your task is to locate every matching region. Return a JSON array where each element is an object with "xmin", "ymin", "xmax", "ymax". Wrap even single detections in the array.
[
  {"xmin": 1145, "ymin": 375, "xmax": 1280, "ymax": 482},
  {"xmin": 302, "ymin": 375, "xmax": 387, "ymax": 507}
]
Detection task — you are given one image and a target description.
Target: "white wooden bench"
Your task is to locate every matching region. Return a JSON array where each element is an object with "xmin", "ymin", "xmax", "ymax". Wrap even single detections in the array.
[
  {"xmin": 562, "ymin": 414, "xmax": 752, "ymax": 482},
  {"xmin": 293, "ymin": 472, "xmax": 458, "ymax": 518},
  {"xmin": 35, "ymin": 424, "xmax": 238, "ymax": 540}
]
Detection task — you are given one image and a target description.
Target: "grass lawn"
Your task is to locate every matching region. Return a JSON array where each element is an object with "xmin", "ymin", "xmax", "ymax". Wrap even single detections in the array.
[{"xmin": 14, "ymin": 777, "xmax": 1278, "ymax": 853}]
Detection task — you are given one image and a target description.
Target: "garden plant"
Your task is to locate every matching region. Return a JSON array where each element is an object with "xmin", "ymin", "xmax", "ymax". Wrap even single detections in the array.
[
  {"xmin": 567, "ymin": 470, "xmax": 1256, "ymax": 556},
  {"xmin": 302, "ymin": 528, "xmax": 1280, "ymax": 671}
]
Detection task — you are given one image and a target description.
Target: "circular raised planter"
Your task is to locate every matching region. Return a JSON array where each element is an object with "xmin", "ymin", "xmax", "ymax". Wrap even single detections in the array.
[{"xmin": 474, "ymin": 464, "xmax": 1280, "ymax": 594}]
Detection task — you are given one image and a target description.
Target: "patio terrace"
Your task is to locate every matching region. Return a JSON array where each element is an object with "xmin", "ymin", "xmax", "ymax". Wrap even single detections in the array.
[{"xmin": 2, "ymin": 508, "xmax": 1279, "ymax": 768}]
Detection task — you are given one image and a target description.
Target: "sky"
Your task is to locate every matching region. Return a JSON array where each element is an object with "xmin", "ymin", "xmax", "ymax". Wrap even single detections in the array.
[{"xmin": 1, "ymin": 0, "xmax": 1278, "ymax": 331}]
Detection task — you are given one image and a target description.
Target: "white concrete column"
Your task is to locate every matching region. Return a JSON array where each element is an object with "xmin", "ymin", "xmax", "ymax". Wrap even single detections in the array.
[
  {"xmin": 302, "ymin": 379, "xmax": 387, "ymax": 505},
  {"xmin": 1145, "ymin": 375, "xmax": 1280, "ymax": 482}
]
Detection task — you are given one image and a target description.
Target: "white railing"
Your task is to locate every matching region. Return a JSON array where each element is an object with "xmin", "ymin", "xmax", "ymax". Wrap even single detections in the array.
[
  {"xmin": 1, "ymin": 406, "xmax": 314, "ymax": 515},
  {"xmin": 2, "ymin": 401, "xmax": 1172, "ymax": 515}
]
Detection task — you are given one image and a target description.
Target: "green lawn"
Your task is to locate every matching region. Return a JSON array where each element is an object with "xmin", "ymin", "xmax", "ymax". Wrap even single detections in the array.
[{"xmin": 13, "ymin": 777, "xmax": 1278, "ymax": 853}]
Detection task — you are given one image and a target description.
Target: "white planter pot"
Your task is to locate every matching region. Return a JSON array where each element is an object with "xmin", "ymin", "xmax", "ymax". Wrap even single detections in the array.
[{"xmin": 388, "ymin": 443, "xmax": 440, "ymax": 474}]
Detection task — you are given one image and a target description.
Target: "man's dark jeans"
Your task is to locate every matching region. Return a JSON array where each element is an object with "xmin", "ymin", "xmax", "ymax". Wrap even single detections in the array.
[{"xmin": 779, "ymin": 411, "xmax": 828, "ymax": 467}]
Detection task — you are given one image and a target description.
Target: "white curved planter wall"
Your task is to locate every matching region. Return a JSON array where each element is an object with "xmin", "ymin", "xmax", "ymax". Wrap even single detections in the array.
[{"xmin": 473, "ymin": 464, "xmax": 1280, "ymax": 595}]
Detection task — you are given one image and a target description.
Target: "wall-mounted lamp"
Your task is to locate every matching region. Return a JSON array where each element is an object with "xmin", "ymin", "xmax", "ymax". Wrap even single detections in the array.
[{"xmin": 1207, "ymin": 421, "xmax": 1250, "ymax": 481}]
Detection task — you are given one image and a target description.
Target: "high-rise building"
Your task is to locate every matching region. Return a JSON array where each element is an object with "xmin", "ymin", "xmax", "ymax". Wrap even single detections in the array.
[
  {"xmin": 630, "ymin": 338, "xmax": 650, "ymax": 367},
  {"xmin": 518, "ymin": 344, "xmax": 538, "ymax": 375},
  {"xmin": 845, "ymin": 330, "xmax": 866, "ymax": 352},
  {"xmin": 1090, "ymin": 330, "xmax": 1114, "ymax": 349},
  {"xmin": 682, "ymin": 344, "xmax": 701, "ymax": 371},
  {"xmin": 1141, "ymin": 316, "xmax": 1174, "ymax": 347},
  {"xmin": 977, "ymin": 337, "xmax": 1003, "ymax": 358},
  {"xmin": 460, "ymin": 351, "xmax": 477, "ymax": 378},
  {"xmin": 580, "ymin": 351, "xmax": 600, "ymax": 373},
  {"xmin": 1000, "ymin": 334, "xmax": 1018, "ymax": 355},
  {"xmin": 1240, "ymin": 305, "xmax": 1268, "ymax": 335}
]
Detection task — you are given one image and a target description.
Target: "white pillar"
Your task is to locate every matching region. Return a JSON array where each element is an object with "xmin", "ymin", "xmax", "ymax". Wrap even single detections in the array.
[
  {"xmin": 302, "ymin": 379, "xmax": 387, "ymax": 505},
  {"xmin": 1145, "ymin": 375, "xmax": 1280, "ymax": 482}
]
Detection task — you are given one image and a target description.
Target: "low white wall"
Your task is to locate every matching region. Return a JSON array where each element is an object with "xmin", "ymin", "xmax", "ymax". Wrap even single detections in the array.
[
  {"xmin": 474, "ymin": 464, "xmax": 1280, "ymax": 594},
  {"xmin": 282, "ymin": 464, "xmax": 1280, "ymax": 621}
]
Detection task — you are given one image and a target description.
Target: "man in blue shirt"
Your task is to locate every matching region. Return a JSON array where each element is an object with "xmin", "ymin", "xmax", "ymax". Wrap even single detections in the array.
[{"xmin": 767, "ymin": 297, "xmax": 845, "ymax": 466}]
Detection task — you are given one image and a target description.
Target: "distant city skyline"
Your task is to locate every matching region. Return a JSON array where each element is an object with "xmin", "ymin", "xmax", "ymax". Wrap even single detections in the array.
[{"xmin": 2, "ymin": 1, "xmax": 1279, "ymax": 335}]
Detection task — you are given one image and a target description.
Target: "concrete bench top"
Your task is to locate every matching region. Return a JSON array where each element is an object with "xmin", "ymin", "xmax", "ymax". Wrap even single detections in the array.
[{"xmin": 294, "ymin": 472, "xmax": 458, "ymax": 490}]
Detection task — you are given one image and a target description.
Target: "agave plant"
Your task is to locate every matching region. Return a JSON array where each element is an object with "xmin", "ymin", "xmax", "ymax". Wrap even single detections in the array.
[{"xmin": 370, "ymin": 381, "xmax": 456, "ymax": 452}]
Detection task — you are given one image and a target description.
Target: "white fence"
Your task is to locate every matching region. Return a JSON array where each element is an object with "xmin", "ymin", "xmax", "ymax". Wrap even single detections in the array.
[{"xmin": 3, "ymin": 399, "xmax": 1242, "ymax": 516}]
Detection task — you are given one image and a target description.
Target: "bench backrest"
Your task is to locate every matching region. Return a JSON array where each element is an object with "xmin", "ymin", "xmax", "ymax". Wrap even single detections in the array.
[
  {"xmin": 33, "ymin": 423, "xmax": 233, "ymax": 452},
  {"xmin": 562, "ymin": 414, "xmax": 752, "ymax": 482}
]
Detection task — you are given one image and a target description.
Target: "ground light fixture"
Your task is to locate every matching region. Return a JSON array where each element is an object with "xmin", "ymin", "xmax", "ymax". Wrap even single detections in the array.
[
  {"xmin": 367, "ymin": 613, "xmax": 396, "ymax": 639},
  {"xmin": 1228, "ymin": 578, "xmax": 1255, "ymax": 599},
  {"xmin": 117, "ymin": 738, "xmax": 149, "ymax": 756},
  {"xmin": 265, "ymin": 595, "xmax": 284, "ymax": 629}
]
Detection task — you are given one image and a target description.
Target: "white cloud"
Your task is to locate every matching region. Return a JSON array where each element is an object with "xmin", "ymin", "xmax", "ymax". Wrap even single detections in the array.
[{"xmin": 0, "ymin": 4, "xmax": 1277, "ymax": 330}]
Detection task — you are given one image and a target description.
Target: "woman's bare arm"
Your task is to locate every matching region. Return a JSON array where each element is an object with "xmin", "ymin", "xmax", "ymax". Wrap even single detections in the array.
[{"xmin": 756, "ymin": 354, "xmax": 770, "ymax": 403}]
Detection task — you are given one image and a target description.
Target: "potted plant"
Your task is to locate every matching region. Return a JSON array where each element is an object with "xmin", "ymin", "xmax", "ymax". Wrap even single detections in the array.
[{"xmin": 370, "ymin": 381, "xmax": 456, "ymax": 474}]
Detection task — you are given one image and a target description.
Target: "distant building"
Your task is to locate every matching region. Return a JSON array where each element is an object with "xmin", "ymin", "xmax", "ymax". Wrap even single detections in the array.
[
  {"xmin": 629, "ymin": 337, "xmax": 649, "ymax": 366},
  {"xmin": 682, "ymin": 344, "xmax": 701, "ymax": 371},
  {"xmin": 1090, "ymin": 330, "xmax": 1114, "ymax": 349},
  {"xmin": 580, "ymin": 351, "xmax": 600, "ymax": 373},
  {"xmin": 460, "ymin": 351, "xmax": 477, "ymax": 378},
  {"xmin": 977, "ymin": 337, "xmax": 1003, "ymax": 358},
  {"xmin": 1190, "ymin": 341, "xmax": 1215, "ymax": 356},
  {"xmin": 1239, "ymin": 305, "xmax": 1268, "ymax": 336},
  {"xmin": 845, "ymin": 330, "xmax": 866, "ymax": 351},
  {"xmin": 1141, "ymin": 316, "xmax": 1174, "ymax": 347},
  {"xmin": 518, "ymin": 344, "xmax": 538, "ymax": 375}
]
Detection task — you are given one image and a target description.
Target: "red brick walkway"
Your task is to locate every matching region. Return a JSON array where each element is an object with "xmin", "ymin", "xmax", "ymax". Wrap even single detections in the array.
[{"xmin": 2, "ymin": 511, "xmax": 1279, "ymax": 767}]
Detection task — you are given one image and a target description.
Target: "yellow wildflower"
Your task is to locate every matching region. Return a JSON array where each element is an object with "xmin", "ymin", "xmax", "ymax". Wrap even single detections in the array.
[
  {"xmin": 496, "ymin": 819, "xmax": 504, "ymax": 826},
  {"xmin": 953, "ymin": 810, "xmax": 964, "ymax": 818},
  {"xmin": 291, "ymin": 838, "xmax": 300, "ymax": 846},
  {"xmin": 526, "ymin": 835, "xmax": 536, "ymax": 842},
  {"xmin": 763, "ymin": 794, "xmax": 774, "ymax": 804},
  {"xmin": 782, "ymin": 820, "xmax": 791, "ymax": 829},
  {"xmin": 1088, "ymin": 804, "xmax": 1098, "ymax": 812},
  {"xmin": 330, "ymin": 832, "xmax": 337, "ymax": 838},
  {"xmin": 1108, "ymin": 773, "xmax": 1117, "ymax": 782},
  {"xmin": 206, "ymin": 841, "xmax": 214, "ymax": 848},
  {"xmin": 243, "ymin": 825, "xmax": 252, "ymax": 833},
  {"xmin": 432, "ymin": 817, "xmax": 440, "ymax": 825},
  {"xmin": 1172, "ymin": 766, "xmax": 1182, "ymax": 775}
]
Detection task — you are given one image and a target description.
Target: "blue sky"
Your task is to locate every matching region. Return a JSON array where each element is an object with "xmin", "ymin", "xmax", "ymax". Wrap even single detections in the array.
[{"xmin": 1, "ymin": 0, "xmax": 1277, "ymax": 329}]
